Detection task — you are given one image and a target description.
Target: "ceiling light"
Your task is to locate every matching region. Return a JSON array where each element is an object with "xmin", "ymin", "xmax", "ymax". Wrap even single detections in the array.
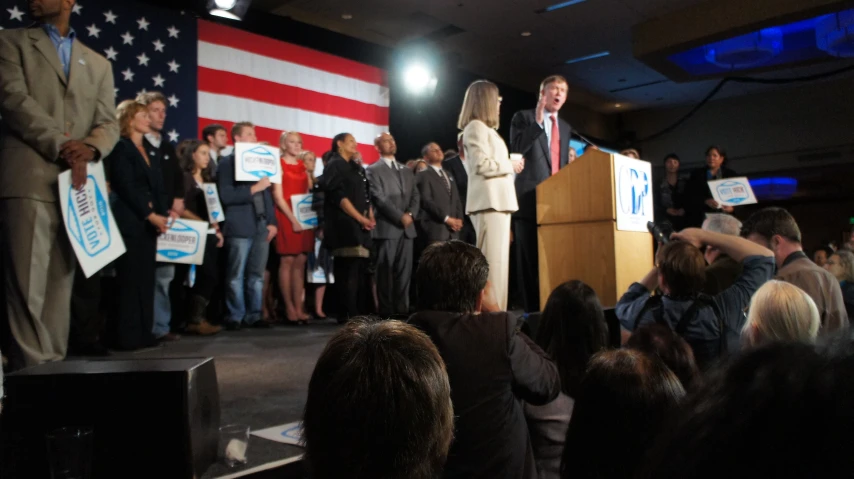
[
  {"xmin": 521, "ymin": 31, "xmax": 532, "ymax": 37},
  {"xmin": 214, "ymin": 0, "xmax": 236, "ymax": 8},
  {"xmin": 615, "ymin": 104, "xmax": 622, "ymax": 108},
  {"xmin": 207, "ymin": 0, "xmax": 251, "ymax": 20},
  {"xmin": 539, "ymin": 0, "xmax": 587, "ymax": 13},
  {"xmin": 341, "ymin": 13, "xmax": 353, "ymax": 20},
  {"xmin": 565, "ymin": 51, "xmax": 610, "ymax": 64},
  {"xmin": 816, "ymin": 9, "xmax": 854, "ymax": 57}
]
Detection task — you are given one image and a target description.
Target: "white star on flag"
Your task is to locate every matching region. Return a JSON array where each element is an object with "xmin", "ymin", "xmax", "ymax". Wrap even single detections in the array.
[
  {"xmin": 121, "ymin": 31, "xmax": 135, "ymax": 45},
  {"xmin": 137, "ymin": 52, "xmax": 150, "ymax": 66},
  {"xmin": 167, "ymin": 94, "xmax": 180, "ymax": 107},
  {"xmin": 152, "ymin": 39, "xmax": 165, "ymax": 52},
  {"xmin": 167, "ymin": 60, "xmax": 180, "ymax": 73},
  {"xmin": 7, "ymin": 6, "xmax": 24, "ymax": 21},
  {"xmin": 104, "ymin": 10, "xmax": 117, "ymax": 24},
  {"xmin": 104, "ymin": 46, "xmax": 118, "ymax": 60},
  {"xmin": 168, "ymin": 130, "xmax": 180, "ymax": 143},
  {"xmin": 152, "ymin": 74, "xmax": 165, "ymax": 87},
  {"xmin": 121, "ymin": 68, "xmax": 135, "ymax": 82},
  {"xmin": 167, "ymin": 26, "xmax": 180, "ymax": 39},
  {"xmin": 137, "ymin": 17, "xmax": 149, "ymax": 31},
  {"xmin": 86, "ymin": 24, "xmax": 100, "ymax": 38},
  {"xmin": 72, "ymin": 3, "xmax": 83, "ymax": 15}
]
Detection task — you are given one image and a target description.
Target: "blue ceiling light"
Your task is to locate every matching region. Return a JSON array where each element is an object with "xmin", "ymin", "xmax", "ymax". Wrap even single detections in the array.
[
  {"xmin": 704, "ymin": 28, "xmax": 784, "ymax": 69},
  {"xmin": 541, "ymin": 0, "xmax": 587, "ymax": 13},
  {"xmin": 749, "ymin": 177, "xmax": 798, "ymax": 200},
  {"xmin": 816, "ymin": 9, "xmax": 854, "ymax": 57},
  {"xmin": 565, "ymin": 51, "xmax": 610, "ymax": 64}
]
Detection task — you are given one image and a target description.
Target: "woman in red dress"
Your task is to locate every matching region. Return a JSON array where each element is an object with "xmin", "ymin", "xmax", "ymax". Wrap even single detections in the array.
[{"xmin": 272, "ymin": 131, "xmax": 314, "ymax": 324}]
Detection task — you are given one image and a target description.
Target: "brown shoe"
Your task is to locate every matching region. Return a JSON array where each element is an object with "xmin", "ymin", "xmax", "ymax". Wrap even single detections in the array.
[
  {"xmin": 185, "ymin": 321, "xmax": 222, "ymax": 336},
  {"xmin": 157, "ymin": 332, "xmax": 182, "ymax": 342}
]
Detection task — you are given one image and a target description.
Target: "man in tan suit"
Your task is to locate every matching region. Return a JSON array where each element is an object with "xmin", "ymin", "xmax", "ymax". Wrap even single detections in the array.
[{"xmin": 0, "ymin": 0, "xmax": 118, "ymax": 368}]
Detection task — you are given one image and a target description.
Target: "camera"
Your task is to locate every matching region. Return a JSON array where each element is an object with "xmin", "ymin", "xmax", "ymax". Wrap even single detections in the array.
[{"xmin": 647, "ymin": 221, "xmax": 674, "ymax": 244}]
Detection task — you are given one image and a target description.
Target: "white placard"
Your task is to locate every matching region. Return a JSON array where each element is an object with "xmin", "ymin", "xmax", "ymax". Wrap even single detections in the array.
[
  {"xmin": 234, "ymin": 142, "xmax": 281, "ymax": 184},
  {"xmin": 251, "ymin": 421, "xmax": 303, "ymax": 446},
  {"xmin": 202, "ymin": 182, "xmax": 225, "ymax": 223},
  {"xmin": 291, "ymin": 193, "xmax": 318, "ymax": 229},
  {"xmin": 613, "ymin": 154, "xmax": 654, "ymax": 232},
  {"xmin": 156, "ymin": 219, "xmax": 209, "ymax": 265},
  {"xmin": 707, "ymin": 177, "xmax": 758, "ymax": 207},
  {"xmin": 58, "ymin": 162, "xmax": 127, "ymax": 278},
  {"xmin": 307, "ymin": 238, "xmax": 334, "ymax": 284}
]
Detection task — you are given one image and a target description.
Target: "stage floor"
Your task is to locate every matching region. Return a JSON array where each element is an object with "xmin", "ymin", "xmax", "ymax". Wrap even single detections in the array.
[{"xmin": 110, "ymin": 320, "xmax": 341, "ymax": 478}]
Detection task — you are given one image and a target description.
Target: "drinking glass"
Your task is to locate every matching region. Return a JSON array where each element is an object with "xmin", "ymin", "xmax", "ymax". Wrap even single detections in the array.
[
  {"xmin": 46, "ymin": 427, "xmax": 94, "ymax": 479},
  {"xmin": 219, "ymin": 424, "xmax": 250, "ymax": 467}
]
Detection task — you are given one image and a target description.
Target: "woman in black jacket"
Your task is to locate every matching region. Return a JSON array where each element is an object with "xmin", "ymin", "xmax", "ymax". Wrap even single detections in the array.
[
  {"xmin": 684, "ymin": 145, "xmax": 737, "ymax": 228},
  {"xmin": 318, "ymin": 133, "xmax": 375, "ymax": 322},
  {"xmin": 107, "ymin": 100, "xmax": 170, "ymax": 350}
]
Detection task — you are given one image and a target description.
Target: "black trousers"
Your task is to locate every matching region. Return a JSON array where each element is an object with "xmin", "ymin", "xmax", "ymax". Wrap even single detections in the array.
[
  {"xmin": 70, "ymin": 266, "xmax": 104, "ymax": 349},
  {"xmin": 110, "ymin": 232, "xmax": 157, "ymax": 350},
  {"xmin": 333, "ymin": 256, "xmax": 369, "ymax": 320},
  {"xmin": 513, "ymin": 218, "xmax": 541, "ymax": 313}
]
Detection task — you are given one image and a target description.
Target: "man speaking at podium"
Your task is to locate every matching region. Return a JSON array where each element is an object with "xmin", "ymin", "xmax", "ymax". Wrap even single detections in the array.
[{"xmin": 510, "ymin": 75, "xmax": 572, "ymax": 313}]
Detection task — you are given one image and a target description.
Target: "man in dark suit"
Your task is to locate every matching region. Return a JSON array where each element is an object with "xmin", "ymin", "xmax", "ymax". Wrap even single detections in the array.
[
  {"xmin": 409, "ymin": 241, "xmax": 560, "ymax": 479},
  {"xmin": 510, "ymin": 75, "xmax": 572, "ymax": 313},
  {"xmin": 366, "ymin": 132, "xmax": 420, "ymax": 316},
  {"xmin": 416, "ymin": 142, "xmax": 464, "ymax": 244},
  {"xmin": 442, "ymin": 133, "xmax": 476, "ymax": 245},
  {"xmin": 217, "ymin": 122, "xmax": 278, "ymax": 330}
]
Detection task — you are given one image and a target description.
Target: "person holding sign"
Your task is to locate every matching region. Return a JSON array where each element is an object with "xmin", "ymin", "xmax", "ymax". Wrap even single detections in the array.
[
  {"xmin": 272, "ymin": 131, "xmax": 315, "ymax": 324},
  {"xmin": 177, "ymin": 140, "xmax": 224, "ymax": 336},
  {"xmin": 107, "ymin": 100, "xmax": 171, "ymax": 350},
  {"xmin": 684, "ymin": 146, "xmax": 738, "ymax": 228}
]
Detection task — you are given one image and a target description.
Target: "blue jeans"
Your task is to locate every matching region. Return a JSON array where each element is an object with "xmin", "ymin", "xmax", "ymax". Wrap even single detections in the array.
[
  {"xmin": 152, "ymin": 264, "xmax": 175, "ymax": 338},
  {"xmin": 225, "ymin": 220, "xmax": 270, "ymax": 325}
]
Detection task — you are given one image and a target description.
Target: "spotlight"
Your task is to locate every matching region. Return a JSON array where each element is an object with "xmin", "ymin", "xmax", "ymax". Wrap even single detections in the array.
[
  {"xmin": 207, "ymin": 0, "xmax": 251, "ymax": 21},
  {"xmin": 403, "ymin": 64, "xmax": 437, "ymax": 95}
]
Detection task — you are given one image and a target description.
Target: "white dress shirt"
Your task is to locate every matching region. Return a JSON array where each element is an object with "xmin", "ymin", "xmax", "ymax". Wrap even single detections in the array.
[{"xmin": 382, "ymin": 156, "xmax": 398, "ymax": 169}]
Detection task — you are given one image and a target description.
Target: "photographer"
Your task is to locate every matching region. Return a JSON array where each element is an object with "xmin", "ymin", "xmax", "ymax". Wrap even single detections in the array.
[{"xmin": 615, "ymin": 228, "xmax": 774, "ymax": 368}]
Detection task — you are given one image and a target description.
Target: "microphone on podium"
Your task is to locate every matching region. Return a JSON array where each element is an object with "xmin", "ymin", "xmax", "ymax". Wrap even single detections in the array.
[{"xmin": 573, "ymin": 131, "xmax": 601, "ymax": 151}]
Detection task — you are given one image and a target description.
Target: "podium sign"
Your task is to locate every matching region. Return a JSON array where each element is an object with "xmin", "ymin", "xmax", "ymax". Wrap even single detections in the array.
[{"xmin": 613, "ymin": 155, "xmax": 653, "ymax": 232}]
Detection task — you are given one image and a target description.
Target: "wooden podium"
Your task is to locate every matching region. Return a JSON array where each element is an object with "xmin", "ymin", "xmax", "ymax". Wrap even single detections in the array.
[{"xmin": 536, "ymin": 149, "xmax": 654, "ymax": 307}]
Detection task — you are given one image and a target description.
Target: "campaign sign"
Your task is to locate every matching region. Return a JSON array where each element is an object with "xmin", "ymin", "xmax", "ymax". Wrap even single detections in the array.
[
  {"xmin": 614, "ymin": 154, "xmax": 654, "ymax": 232},
  {"xmin": 235, "ymin": 142, "xmax": 281, "ymax": 184},
  {"xmin": 59, "ymin": 162, "xmax": 126, "ymax": 278},
  {"xmin": 202, "ymin": 183, "xmax": 225, "ymax": 223},
  {"xmin": 307, "ymin": 238, "xmax": 334, "ymax": 284},
  {"xmin": 291, "ymin": 193, "xmax": 318, "ymax": 229},
  {"xmin": 708, "ymin": 177, "xmax": 758, "ymax": 207},
  {"xmin": 156, "ymin": 219, "xmax": 208, "ymax": 265}
]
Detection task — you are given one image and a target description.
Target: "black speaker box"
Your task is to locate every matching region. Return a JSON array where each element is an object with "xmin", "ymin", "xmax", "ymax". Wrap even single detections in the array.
[{"xmin": 0, "ymin": 358, "xmax": 220, "ymax": 479}]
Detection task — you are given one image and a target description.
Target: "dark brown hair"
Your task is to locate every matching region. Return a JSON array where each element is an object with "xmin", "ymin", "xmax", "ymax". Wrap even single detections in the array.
[
  {"xmin": 627, "ymin": 323, "xmax": 701, "ymax": 390},
  {"xmin": 416, "ymin": 241, "xmax": 489, "ymax": 313},
  {"xmin": 135, "ymin": 91, "xmax": 167, "ymax": 107},
  {"xmin": 740, "ymin": 207, "xmax": 802, "ymax": 244},
  {"xmin": 658, "ymin": 241, "xmax": 706, "ymax": 297},
  {"xmin": 302, "ymin": 318, "xmax": 454, "ymax": 479},
  {"xmin": 230, "ymin": 121, "xmax": 254, "ymax": 142}
]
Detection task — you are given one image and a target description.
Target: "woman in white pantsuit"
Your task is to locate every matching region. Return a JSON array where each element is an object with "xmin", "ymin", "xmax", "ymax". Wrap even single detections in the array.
[{"xmin": 458, "ymin": 80, "xmax": 525, "ymax": 311}]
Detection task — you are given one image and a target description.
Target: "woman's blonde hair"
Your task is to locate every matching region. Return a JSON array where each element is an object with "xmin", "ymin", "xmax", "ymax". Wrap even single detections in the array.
[
  {"xmin": 279, "ymin": 130, "xmax": 303, "ymax": 153},
  {"xmin": 300, "ymin": 150, "xmax": 317, "ymax": 186},
  {"xmin": 742, "ymin": 280, "xmax": 820, "ymax": 348},
  {"xmin": 457, "ymin": 80, "xmax": 500, "ymax": 130},
  {"xmin": 116, "ymin": 100, "xmax": 148, "ymax": 138},
  {"xmin": 830, "ymin": 250, "xmax": 854, "ymax": 282}
]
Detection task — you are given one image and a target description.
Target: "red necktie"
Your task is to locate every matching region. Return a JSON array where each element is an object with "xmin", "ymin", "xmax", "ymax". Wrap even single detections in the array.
[{"xmin": 550, "ymin": 114, "xmax": 560, "ymax": 175}]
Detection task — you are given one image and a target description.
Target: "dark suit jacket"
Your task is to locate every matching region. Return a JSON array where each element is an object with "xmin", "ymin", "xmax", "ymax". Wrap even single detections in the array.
[
  {"xmin": 143, "ymin": 135, "xmax": 183, "ymax": 204},
  {"xmin": 318, "ymin": 155, "xmax": 372, "ymax": 251},
  {"xmin": 107, "ymin": 137, "xmax": 168, "ymax": 239},
  {"xmin": 509, "ymin": 109, "xmax": 572, "ymax": 220},
  {"xmin": 216, "ymin": 154, "xmax": 277, "ymax": 238},
  {"xmin": 415, "ymin": 167, "xmax": 464, "ymax": 243},
  {"xmin": 366, "ymin": 159, "xmax": 420, "ymax": 240},
  {"xmin": 408, "ymin": 311, "xmax": 561, "ymax": 479},
  {"xmin": 684, "ymin": 166, "xmax": 737, "ymax": 227},
  {"xmin": 442, "ymin": 155, "xmax": 476, "ymax": 244}
]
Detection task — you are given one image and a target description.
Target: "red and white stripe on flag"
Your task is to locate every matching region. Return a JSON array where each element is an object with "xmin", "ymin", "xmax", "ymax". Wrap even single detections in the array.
[{"xmin": 196, "ymin": 20, "xmax": 390, "ymax": 164}]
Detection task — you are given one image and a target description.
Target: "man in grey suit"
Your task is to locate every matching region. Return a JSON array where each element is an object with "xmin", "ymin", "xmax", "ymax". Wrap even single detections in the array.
[
  {"xmin": 0, "ymin": 0, "xmax": 118, "ymax": 369},
  {"xmin": 416, "ymin": 142, "xmax": 464, "ymax": 244},
  {"xmin": 367, "ymin": 132, "xmax": 420, "ymax": 316}
]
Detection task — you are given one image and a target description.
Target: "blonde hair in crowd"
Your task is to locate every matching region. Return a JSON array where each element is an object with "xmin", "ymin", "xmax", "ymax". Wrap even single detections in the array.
[
  {"xmin": 742, "ymin": 280, "xmax": 820, "ymax": 348},
  {"xmin": 116, "ymin": 100, "xmax": 147, "ymax": 138},
  {"xmin": 279, "ymin": 130, "xmax": 303, "ymax": 154},
  {"xmin": 457, "ymin": 80, "xmax": 500, "ymax": 130}
]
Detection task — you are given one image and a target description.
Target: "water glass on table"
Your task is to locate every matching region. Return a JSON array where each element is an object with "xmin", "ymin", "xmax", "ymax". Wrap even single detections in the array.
[
  {"xmin": 220, "ymin": 424, "xmax": 250, "ymax": 467},
  {"xmin": 46, "ymin": 427, "xmax": 94, "ymax": 479}
]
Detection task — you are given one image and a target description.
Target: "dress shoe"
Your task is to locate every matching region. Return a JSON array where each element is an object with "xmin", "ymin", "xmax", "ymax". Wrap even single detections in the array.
[
  {"xmin": 225, "ymin": 321, "xmax": 242, "ymax": 331},
  {"xmin": 157, "ymin": 332, "xmax": 182, "ymax": 342},
  {"xmin": 185, "ymin": 321, "xmax": 222, "ymax": 336},
  {"xmin": 249, "ymin": 320, "xmax": 272, "ymax": 329}
]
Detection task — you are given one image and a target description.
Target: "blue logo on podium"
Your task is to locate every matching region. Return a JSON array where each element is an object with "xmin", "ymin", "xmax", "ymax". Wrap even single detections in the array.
[
  {"xmin": 67, "ymin": 175, "xmax": 111, "ymax": 258},
  {"xmin": 617, "ymin": 166, "xmax": 649, "ymax": 216}
]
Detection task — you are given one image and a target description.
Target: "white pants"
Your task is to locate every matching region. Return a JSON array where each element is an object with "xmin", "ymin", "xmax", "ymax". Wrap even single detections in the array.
[{"xmin": 470, "ymin": 210, "xmax": 511, "ymax": 311}]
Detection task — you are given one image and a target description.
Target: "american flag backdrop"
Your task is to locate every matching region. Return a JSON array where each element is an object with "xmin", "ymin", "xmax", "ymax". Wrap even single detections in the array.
[{"xmin": 1, "ymin": 0, "xmax": 390, "ymax": 162}]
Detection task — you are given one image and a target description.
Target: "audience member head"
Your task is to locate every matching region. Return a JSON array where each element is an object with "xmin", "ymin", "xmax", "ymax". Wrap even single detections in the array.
[
  {"xmin": 135, "ymin": 91, "xmax": 167, "ymax": 134},
  {"xmin": 279, "ymin": 131, "xmax": 303, "ymax": 158},
  {"xmin": 639, "ymin": 342, "xmax": 854, "ymax": 479},
  {"xmin": 825, "ymin": 249, "xmax": 854, "ymax": 283},
  {"xmin": 458, "ymin": 80, "xmax": 500, "ymax": 130},
  {"xmin": 705, "ymin": 145, "xmax": 726, "ymax": 172},
  {"xmin": 568, "ymin": 147, "xmax": 577, "ymax": 164},
  {"xmin": 813, "ymin": 246, "xmax": 833, "ymax": 267},
  {"xmin": 741, "ymin": 280, "xmax": 820, "ymax": 349},
  {"xmin": 321, "ymin": 150, "xmax": 334, "ymax": 167},
  {"xmin": 561, "ymin": 349, "xmax": 685, "ymax": 479},
  {"xmin": 701, "ymin": 214, "xmax": 742, "ymax": 264},
  {"xmin": 303, "ymin": 318, "xmax": 454, "ymax": 479},
  {"xmin": 178, "ymin": 139, "xmax": 212, "ymax": 180},
  {"xmin": 536, "ymin": 281, "xmax": 609, "ymax": 398},
  {"xmin": 664, "ymin": 153, "xmax": 680, "ymax": 173},
  {"xmin": 740, "ymin": 207, "xmax": 802, "ymax": 267},
  {"xmin": 230, "ymin": 121, "xmax": 256, "ymax": 144},
  {"xmin": 116, "ymin": 100, "xmax": 150, "ymax": 138},
  {"xmin": 201, "ymin": 124, "xmax": 228, "ymax": 151},
  {"xmin": 300, "ymin": 150, "xmax": 317, "ymax": 175},
  {"xmin": 421, "ymin": 143, "xmax": 444, "ymax": 166},
  {"xmin": 29, "ymin": 0, "xmax": 73, "ymax": 23},
  {"xmin": 657, "ymin": 241, "xmax": 706, "ymax": 297},
  {"xmin": 332, "ymin": 133, "xmax": 358, "ymax": 160},
  {"xmin": 620, "ymin": 148, "xmax": 640, "ymax": 159},
  {"xmin": 374, "ymin": 132, "xmax": 397, "ymax": 158},
  {"xmin": 443, "ymin": 149, "xmax": 457, "ymax": 160},
  {"xmin": 416, "ymin": 241, "xmax": 489, "ymax": 314},
  {"xmin": 539, "ymin": 75, "xmax": 569, "ymax": 113},
  {"xmin": 627, "ymin": 323, "xmax": 701, "ymax": 390}
]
